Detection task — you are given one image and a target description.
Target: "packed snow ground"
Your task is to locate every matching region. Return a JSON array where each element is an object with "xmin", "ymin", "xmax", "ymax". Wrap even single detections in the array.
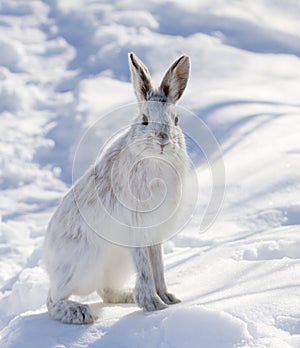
[{"xmin": 1, "ymin": 0, "xmax": 300, "ymax": 347}]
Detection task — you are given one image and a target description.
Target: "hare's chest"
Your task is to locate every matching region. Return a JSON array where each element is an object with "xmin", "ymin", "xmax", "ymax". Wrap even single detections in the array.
[{"xmin": 127, "ymin": 162, "xmax": 181, "ymax": 210}]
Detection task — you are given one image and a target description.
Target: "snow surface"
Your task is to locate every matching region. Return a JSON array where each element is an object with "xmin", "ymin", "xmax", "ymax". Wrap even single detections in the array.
[{"xmin": 1, "ymin": 0, "xmax": 300, "ymax": 347}]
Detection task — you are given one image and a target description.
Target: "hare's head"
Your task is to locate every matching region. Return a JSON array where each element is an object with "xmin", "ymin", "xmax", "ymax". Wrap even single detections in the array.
[{"xmin": 128, "ymin": 52, "xmax": 190, "ymax": 156}]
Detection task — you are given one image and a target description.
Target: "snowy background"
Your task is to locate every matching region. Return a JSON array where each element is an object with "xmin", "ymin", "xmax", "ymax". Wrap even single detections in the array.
[{"xmin": 1, "ymin": 0, "xmax": 300, "ymax": 347}]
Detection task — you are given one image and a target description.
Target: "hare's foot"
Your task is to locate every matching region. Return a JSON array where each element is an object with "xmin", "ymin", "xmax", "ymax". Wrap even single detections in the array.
[
  {"xmin": 47, "ymin": 296, "xmax": 95, "ymax": 324},
  {"xmin": 158, "ymin": 291, "xmax": 181, "ymax": 305},
  {"xmin": 99, "ymin": 288, "xmax": 134, "ymax": 304},
  {"xmin": 135, "ymin": 291, "xmax": 168, "ymax": 312}
]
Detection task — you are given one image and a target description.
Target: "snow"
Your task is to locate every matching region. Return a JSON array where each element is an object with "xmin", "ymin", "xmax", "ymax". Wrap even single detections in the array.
[
  {"xmin": 0, "ymin": 306, "xmax": 250, "ymax": 348},
  {"xmin": 0, "ymin": 0, "xmax": 300, "ymax": 347}
]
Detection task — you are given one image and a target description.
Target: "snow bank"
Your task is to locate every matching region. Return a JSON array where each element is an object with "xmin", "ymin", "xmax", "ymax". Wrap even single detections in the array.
[
  {"xmin": 0, "ymin": 306, "xmax": 250, "ymax": 348},
  {"xmin": 3, "ymin": 267, "xmax": 48, "ymax": 318}
]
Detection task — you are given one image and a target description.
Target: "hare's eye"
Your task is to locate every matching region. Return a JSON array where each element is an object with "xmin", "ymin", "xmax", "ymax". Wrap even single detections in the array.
[
  {"xmin": 174, "ymin": 116, "xmax": 179, "ymax": 126},
  {"xmin": 142, "ymin": 114, "xmax": 149, "ymax": 126}
]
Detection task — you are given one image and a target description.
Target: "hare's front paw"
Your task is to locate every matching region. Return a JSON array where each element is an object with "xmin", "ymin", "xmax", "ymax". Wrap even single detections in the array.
[
  {"xmin": 135, "ymin": 292, "xmax": 168, "ymax": 312},
  {"xmin": 158, "ymin": 291, "xmax": 181, "ymax": 305}
]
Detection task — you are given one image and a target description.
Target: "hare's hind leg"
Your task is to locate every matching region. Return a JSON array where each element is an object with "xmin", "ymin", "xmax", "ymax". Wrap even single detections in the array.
[
  {"xmin": 99, "ymin": 288, "xmax": 135, "ymax": 304},
  {"xmin": 47, "ymin": 289, "xmax": 95, "ymax": 324},
  {"xmin": 149, "ymin": 244, "xmax": 181, "ymax": 305}
]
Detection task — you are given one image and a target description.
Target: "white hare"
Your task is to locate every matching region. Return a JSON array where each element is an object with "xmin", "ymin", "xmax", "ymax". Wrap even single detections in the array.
[{"xmin": 44, "ymin": 52, "xmax": 190, "ymax": 324}]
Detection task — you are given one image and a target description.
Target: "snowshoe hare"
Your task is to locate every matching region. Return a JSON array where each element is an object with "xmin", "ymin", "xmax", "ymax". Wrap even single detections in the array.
[{"xmin": 44, "ymin": 52, "xmax": 190, "ymax": 324}]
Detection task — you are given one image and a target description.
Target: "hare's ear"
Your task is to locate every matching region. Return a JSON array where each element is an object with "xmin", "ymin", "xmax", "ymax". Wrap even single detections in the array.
[
  {"xmin": 129, "ymin": 52, "xmax": 153, "ymax": 102},
  {"xmin": 160, "ymin": 55, "xmax": 190, "ymax": 104}
]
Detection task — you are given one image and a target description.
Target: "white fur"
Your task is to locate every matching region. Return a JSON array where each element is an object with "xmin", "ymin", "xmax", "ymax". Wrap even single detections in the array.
[{"xmin": 44, "ymin": 52, "xmax": 190, "ymax": 324}]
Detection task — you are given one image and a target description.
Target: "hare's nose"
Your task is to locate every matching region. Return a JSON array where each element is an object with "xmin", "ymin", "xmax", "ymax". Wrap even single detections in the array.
[{"xmin": 158, "ymin": 131, "xmax": 169, "ymax": 141}]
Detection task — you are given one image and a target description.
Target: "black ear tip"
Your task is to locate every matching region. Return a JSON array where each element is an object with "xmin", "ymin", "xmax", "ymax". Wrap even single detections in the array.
[
  {"xmin": 180, "ymin": 56, "xmax": 191, "ymax": 71},
  {"xmin": 129, "ymin": 52, "xmax": 134, "ymax": 60},
  {"xmin": 171, "ymin": 55, "xmax": 190, "ymax": 70},
  {"xmin": 180, "ymin": 55, "xmax": 190, "ymax": 62},
  {"xmin": 129, "ymin": 52, "xmax": 138, "ymax": 68}
]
